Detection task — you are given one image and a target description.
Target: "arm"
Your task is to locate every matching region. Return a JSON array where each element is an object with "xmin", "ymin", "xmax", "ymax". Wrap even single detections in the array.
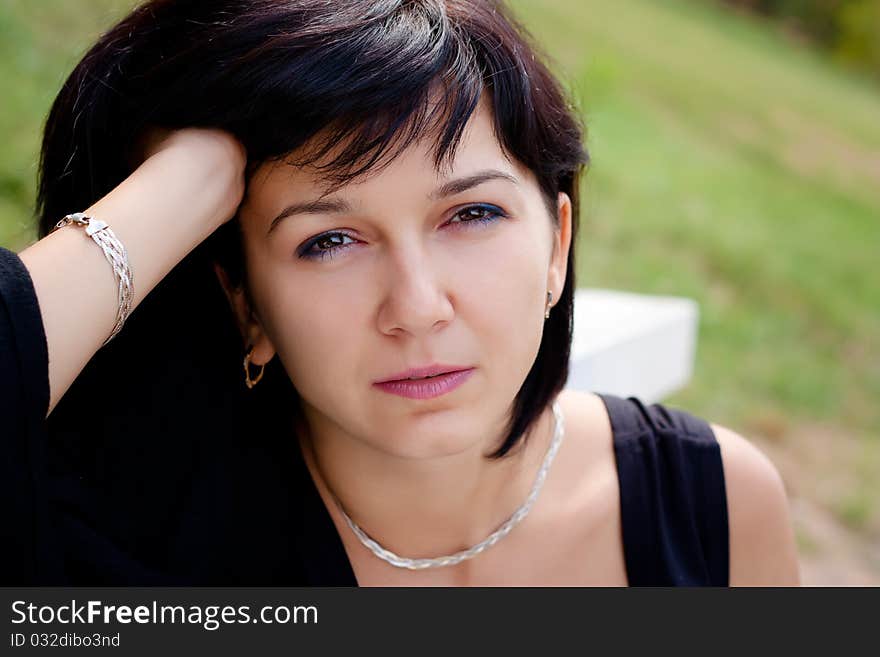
[
  {"xmin": 18, "ymin": 128, "xmax": 246, "ymax": 417},
  {"xmin": 712, "ymin": 422, "xmax": 802, "ymax": 586}
]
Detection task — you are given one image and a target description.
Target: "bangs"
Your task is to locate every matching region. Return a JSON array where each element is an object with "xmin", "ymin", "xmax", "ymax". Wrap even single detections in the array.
[
  {"xmin": 225, "ymin": 1, "xmax": 487, "ymax": 189},
  {"xmin": 272, "ymin": 74, "xmax": 482, "ymax": 193}
]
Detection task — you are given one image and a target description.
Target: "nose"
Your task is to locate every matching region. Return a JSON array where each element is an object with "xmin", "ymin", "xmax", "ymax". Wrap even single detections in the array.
[{"xmin": 377, "ymin": 243, "xmax": 455, "ymax": 337}]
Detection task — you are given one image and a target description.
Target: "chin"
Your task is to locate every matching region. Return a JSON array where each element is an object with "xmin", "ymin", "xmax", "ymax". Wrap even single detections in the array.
[{"xmin": 374, "ymin": 419, "xmax": 486, "ymax": 461}]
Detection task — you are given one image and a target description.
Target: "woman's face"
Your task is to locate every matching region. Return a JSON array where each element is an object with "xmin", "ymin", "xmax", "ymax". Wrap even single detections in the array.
[{"xmin": 224, "ymin": 100, "xmax": 572, "ymax": 459}]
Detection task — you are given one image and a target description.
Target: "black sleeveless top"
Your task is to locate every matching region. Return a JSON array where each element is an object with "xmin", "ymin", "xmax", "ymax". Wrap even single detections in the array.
[
  {"xmin": 1, "ymin": 246, "xmax": 728, "ymax": 586},
  {"xmin": 599, "ymin": 393, "xmax": 729, "ymax": 586}
]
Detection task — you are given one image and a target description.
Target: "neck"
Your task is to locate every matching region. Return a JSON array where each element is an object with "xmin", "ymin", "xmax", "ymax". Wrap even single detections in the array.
[{"xmin": 296, "ymin": 401, "xmax": 558, "ymax": 559}]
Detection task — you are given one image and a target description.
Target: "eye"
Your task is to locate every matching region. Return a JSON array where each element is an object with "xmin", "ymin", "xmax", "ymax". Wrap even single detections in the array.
[
  {"xmin": 446, "ymin": 203, "xmax": 507, "ymax": 228},
  {"xmin": 296, "ymin": 203, "xmax": 507, "ymax": 261},
  {"xmin": 296, "ymin": 231, "xmax": 358, "ymax": 261}
]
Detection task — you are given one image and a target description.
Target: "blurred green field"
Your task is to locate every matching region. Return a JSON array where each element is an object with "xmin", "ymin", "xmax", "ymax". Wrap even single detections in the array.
[
  {"xmin": 511, "ymin": 0, "xmax": 880, "ymax": 535},
  {"xmin": 1, "ymin": 0, "xmax": 878, "ymax": 537}
]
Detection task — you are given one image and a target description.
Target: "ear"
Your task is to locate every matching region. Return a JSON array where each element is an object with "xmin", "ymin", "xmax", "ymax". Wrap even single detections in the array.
[
  {"xmin": 547, "ymin": 192, "xmax": 572, "ymax": 305},
  {"xmin": 213, "ymin": 262, "xmax": 277, "ymax": 367}
]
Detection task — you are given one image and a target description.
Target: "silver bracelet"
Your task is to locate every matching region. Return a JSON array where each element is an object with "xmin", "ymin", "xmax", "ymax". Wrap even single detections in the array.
[{"xmin": 53, "ymin": 212, "xmax": 134, "ymax": 346}]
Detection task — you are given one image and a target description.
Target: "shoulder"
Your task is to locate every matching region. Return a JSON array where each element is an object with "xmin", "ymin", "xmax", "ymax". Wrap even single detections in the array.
[
  {"xmin": 560, "ymin": 391, "xmax": 801, "ymax": 586},
  {"xmin": 710, "ymin": 422, "xmax": 801, "ymax": 586},
  {"xmin": 550, "ymin": 390, "xmax": 617, "ymax": 519}
]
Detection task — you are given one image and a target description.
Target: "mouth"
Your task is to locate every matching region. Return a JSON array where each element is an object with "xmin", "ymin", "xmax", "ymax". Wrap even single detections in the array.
[
  {"xmin": 375, "ymin": 364, "xmax": 473, "ymax": 384},
  {"xmin": 372, "ymin": 367, "xmax": 476, "ymax": 400}
]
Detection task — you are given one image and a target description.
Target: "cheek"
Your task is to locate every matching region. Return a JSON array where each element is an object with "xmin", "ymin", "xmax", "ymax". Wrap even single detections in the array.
[
  {"xmin": 456, "ymin": 225, "xmax": 549, "ymax": 371},
  {"xmin": 259, "ymin": 279, "xmax": 367, "ymax": 398},
  {"xmin": 468, "ymin": 234, "xmax": 545, "ymax": 312},
  {"xmin": 241, "ymin": 234, "xmax": 366, "ymax": 395},
  {"xmin": 260, "ymin": 281, "xmax": 388, "ymax": 446}
]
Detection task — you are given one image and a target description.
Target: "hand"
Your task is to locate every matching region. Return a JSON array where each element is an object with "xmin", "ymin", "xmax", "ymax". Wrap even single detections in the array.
[{"xmin": 131, "ymin": 126, "xmax": 248, "ymax": 226}]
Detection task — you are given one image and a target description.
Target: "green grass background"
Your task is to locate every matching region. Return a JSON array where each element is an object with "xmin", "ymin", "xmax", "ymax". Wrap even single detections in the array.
[{"xmin": 1, "ymin": 0, "xmax": 878, "ymax": 535}]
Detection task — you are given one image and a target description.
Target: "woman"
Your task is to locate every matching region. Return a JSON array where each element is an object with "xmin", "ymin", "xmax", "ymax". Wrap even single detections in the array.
[{"xmin": 1, "ymin": 0, "xmax": 799, "ymax": 585}]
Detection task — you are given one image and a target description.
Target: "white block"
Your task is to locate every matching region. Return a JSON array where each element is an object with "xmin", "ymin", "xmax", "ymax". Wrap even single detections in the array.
[{"xmin": 565, "ymin": 288, "xmax": 699, "ymax": 404}]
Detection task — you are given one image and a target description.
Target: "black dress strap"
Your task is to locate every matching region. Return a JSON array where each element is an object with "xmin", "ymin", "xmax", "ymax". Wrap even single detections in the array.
[{"xmin": 597, "ymin": 393, "xmax": 729, "ymax": 586}]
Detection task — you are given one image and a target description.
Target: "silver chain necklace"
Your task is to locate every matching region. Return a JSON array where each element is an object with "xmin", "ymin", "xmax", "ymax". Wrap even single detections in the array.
[{"xmin": 331, "ymin": 401, "xmax": 565, "ymax": 570}]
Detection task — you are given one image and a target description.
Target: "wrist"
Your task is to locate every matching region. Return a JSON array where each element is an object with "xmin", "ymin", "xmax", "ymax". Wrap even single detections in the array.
[{"xmin": 138, "ymin": 145, "xmax": 245, "ymax": 232}]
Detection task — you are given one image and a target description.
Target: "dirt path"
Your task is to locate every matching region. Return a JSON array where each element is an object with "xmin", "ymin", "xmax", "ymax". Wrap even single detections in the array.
[
  {"xmin": 750, "ymin": 426, "xmax": 880, "ymax": 586},
  {"xmin": 791, "ymin": 496, "xmax": 880, "ymax": 586}
]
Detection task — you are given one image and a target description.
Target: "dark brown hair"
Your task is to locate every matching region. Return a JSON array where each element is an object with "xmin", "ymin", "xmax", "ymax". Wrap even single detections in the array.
[{"xmin": 37, "ymin": 0, "xmax": 588, "ymax": 458}]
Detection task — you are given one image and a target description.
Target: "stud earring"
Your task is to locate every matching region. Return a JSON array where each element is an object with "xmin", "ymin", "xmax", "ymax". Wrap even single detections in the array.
[
  {"xmin": 243, "ymin": 345, "xmax": 265, "ymax": 389},
  {"xmin": 545, "ymin": 291, "xmax": 553, "ymax": 319}
]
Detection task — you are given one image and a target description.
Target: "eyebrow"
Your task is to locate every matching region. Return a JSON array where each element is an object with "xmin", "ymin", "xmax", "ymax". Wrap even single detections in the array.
[{"xmin": 267, "ymin": 169, "xmax": 519, "ymax": 235}]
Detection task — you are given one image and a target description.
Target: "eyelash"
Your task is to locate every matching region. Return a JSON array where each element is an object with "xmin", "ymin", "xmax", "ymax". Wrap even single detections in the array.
[{"xmin": 296, "ymin": 203, "xmax": 508, "ymax": 261}]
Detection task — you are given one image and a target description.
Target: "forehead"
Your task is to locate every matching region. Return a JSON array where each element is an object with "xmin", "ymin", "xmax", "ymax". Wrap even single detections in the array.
[{"xmin": 244, "ymin": 98, "xmax": 521, "ymax": 207}]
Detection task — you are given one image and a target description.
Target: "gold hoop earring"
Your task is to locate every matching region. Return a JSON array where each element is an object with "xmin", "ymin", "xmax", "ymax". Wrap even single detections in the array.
[
  {"xmin": 243, "ymin": 345, "xmax": 265, "ymax": 389},
  {"xmin": 545, "ymin": 291, "xmax": 553, "ymax": 319}
]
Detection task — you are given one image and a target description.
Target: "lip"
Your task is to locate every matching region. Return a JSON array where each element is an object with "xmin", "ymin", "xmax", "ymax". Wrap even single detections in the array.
[
  {"xmin": 375, "ymin": 363, "xmax": 473, "ymax": 384},
  {"xmin": 373, "ymin": 368, "xmax": 475, "ymax": 400}
]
